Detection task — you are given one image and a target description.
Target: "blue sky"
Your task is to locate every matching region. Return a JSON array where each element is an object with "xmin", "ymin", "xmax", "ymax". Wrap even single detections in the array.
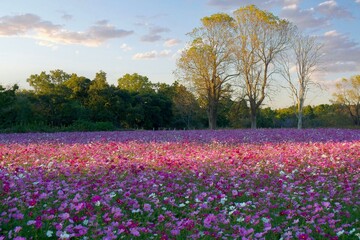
[{"xmin": 1, "ymin": 0, "xmax": 360, "ymax": 108}]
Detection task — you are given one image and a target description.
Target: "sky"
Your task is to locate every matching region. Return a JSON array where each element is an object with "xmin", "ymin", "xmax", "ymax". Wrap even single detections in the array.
[{"xmin": 0, "ymin": 0, "xmax": 360, "ymax": 108}]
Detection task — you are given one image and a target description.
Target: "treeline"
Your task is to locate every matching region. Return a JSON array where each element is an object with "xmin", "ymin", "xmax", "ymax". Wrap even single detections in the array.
[{"xmin": 0, "ymin": 69, "xmax": 354, "ymax": 132}]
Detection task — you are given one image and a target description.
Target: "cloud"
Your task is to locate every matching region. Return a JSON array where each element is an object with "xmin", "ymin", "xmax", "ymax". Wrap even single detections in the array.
[
  {"xmin": 356, "ymin": 0, "xmax": 360, "ymax": 3},
  {"xmin": 281, "ymin": 7, "xmax": 328, "ymax": 30},
  {"xmin": 0, "ymin": 13, "xmax": 134, "ymax": 47},
  {"xmin": 0, "ymin": 13, "xmax": 61, "ymax": 35},
  {"xmin": 159, "ymin": 49, "xmax": 171, "ymax": 57},
  {"xmin": 207, "ymin": 0, "xmax": 301, "ymax": 10},
  {"xmin": 132, "ymin": 49, "xmax": 172, "ymax": 60},
  {"xmin": 282, "ymin": 4, "xmax": 297, "ymax": 10},
  {"xmin": 207, "ymin": 0, "xmax": 273, "ymax": 9},
  {"xmin": 207, "ymin": 0, "xmax": 329, "ymax": 31},
  {"xmin": 120, "ymin": 43, "xmax": 132, "ymax": 52},
  {"xmin": 135, "ymin": 14, "xmax": 168, "ymax": 27},
  {"xmin": 208, "ymin": 0, "xmax": 352, "ymax": 30},
  {"xmin": 164, "ymin": 38, "xmax": 181, "ymax": 47},
  {"xmin": 324, "ymin": 30, "xmax": 339, "ymax": 37},
  {"xmin": 279, "ymin": 1, "xmax": 353, "ymax": 31},
  {"xmin": 36, "ymin": 40, "xmax": 58, "ymax": 50},
  {"xmin": 133, "ymin": 51, "xmax": 157, "ymax": 59},
  {"xmin": 61, "ymin": 13, "xmax": 73, "ymax": 21},
  {"xmin": 134, "ymin": 14, "xmax": 171, "ymax": 43},
  {"xmin": 317, "ymin": 0, "xmax": 353, "ymax": 19},
  {"xmin": 140, "ymin": 26, "xmax": 170, "ymax": 42},
  {"xmin": 320, "ymin": 30, "xmax": 360, "ymax": 73},
  {"xmin": 86, "ymin": 20, "xmax": 133, "ymax": 41}
]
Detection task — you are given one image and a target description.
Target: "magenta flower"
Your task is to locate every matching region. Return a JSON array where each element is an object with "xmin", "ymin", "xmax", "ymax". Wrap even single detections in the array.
[
  {"xmin": 143, "ymin": 203, "xmax": 152, "ymax": 212},
  {"xmin": 158, "ymin": 214, "xmax": 165, "ymax": 222},
  {"xmin": 91, "ymin": 195, "xmax": 101, "ymax": 202},
  {"xmin": 28, "ymin": 199, "xmax": 37, "ymax": 207},
  {"xmin": 298, "ymin": 233, "xmax": 310, "ymax": 239}
]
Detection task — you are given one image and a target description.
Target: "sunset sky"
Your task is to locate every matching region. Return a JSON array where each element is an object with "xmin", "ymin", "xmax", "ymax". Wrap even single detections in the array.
[{"xmin": 1, "ymin": 0, "xmax": 359, "ymax": 108}]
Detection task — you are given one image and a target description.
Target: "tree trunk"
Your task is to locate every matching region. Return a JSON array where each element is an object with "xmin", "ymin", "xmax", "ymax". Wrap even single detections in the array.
[
  {"xmin": 297, "ymin": 113, "xmax": 303, "ymax": 129},
  {"xmin": 208, "ymin": 111, "xmax": 217, "ymax": 130},
  {"xmin": 250, "ymin": 113, "xmax": 257, "ymax": 129},
  {"xmin": 297, "ymin": 97, "xmax": 304, "ymax": 129},
  {"xmin": 208, "ymin": 102, "xmax": 217, "ymax": 130},
  {"xmin": 250, "ymin": 103, "xmax": 257, "ymax": 129}
]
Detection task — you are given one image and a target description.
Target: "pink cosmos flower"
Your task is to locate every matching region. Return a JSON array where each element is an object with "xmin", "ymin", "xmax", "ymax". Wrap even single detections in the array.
[
  {"xmin": 143, "ymin": 203, "xmax": 152, "ymax": 212},
  {"xmin": 264, "ymin": 222, "xmax": 271, "ymax": 231},
  {"xmin": 27, "ymin": 220, "xmax": 36, "ymax": 225},
  {"xmin": 322, "ymin": 202, "xmax": 330, "ymax": 208},
  {"xmin": 204, "ymin": 214, "xmax": 217, "ymax": 228},
  {"xmin": 59, "ymin": 212, "xmax": 70, "ymax": 221},
  {"xmin": 232, "ymin": 190, "xmax": 238, "ymax": 196},
  {"xmin": 171, "ymin": 229, "xmax": 180, "ymax": 236},
  {"xmin": 130, "ymin": 228, "xmax": 140, "ymax": 236}
]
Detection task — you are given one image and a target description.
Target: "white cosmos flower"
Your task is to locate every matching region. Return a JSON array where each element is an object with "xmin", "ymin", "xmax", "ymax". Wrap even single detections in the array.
[
  {"xmin": 46, "ymin": 230, "xmax": 53, "ymax": 237},
  {"xmin": 60, "ymin": 231, "xmax": 70, "ymax": 239},
  {"xmin": 237, "ymin": 217, "xmax": 244, "ymax": 222}
]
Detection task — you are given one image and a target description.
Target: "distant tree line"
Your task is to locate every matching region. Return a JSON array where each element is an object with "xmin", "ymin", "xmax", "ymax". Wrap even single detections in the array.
[{"xmin": 0, "ymin": 69, "xmax": 358, "ymax": 132}]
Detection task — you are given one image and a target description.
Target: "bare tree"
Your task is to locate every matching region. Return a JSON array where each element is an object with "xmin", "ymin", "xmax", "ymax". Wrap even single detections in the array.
[
  {"xmin": 280, "ymin": 31, "xmax": 323, "ymax": 129},
  {"xmin": 232, "ymin": 5, "xmax": 292, "ymax": 129},
  {"xmin": 176, "ymin": 13, "xmax": 235, "ymax": 129},
  {"xmin": 333, "ymin": 75, "xmax": 360, "ymax": 126}
]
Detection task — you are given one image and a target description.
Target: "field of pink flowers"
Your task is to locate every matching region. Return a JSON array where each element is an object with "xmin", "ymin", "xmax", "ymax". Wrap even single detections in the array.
[{"xmin": 0, "ymin": 129, "xmax": 359, "ymax": 239}]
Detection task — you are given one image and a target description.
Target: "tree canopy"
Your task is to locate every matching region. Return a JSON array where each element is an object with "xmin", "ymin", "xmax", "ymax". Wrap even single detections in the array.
[
  {"xmin": 333, "ymin": 75, "xmax": 360, "ymax": 126},
  {"xmin": 177, "ymin": 13, "xmax": 235, "ymax": 129}
]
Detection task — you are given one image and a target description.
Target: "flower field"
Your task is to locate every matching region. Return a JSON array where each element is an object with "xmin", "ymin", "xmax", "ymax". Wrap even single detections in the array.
[{"xmin": 1, "ymin": 129, "xmax": 359, "ymax": 239}]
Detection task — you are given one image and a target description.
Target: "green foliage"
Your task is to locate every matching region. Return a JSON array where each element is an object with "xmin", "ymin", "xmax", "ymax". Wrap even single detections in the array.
[
  {"xmin": 1, "ymin": 65, "xmax": 359, "ymax": 132},
  {"xmin": 66, "ymin": 120, "xmax": 116, "ymax": 131},
  {"xmin": 118, "ymin": 73, "xmax": 154, "ymax": 93},
  {"xmin": 0, "ymin": 123, "xmax": 54, "ymax": 133},
  {"xmin": 26, "ymin": 69, "xmax": 71, "ymax": 95},
  {"xmin": 89, "ymin": 70, "xmax": 109, "ymax": 92},
  {"xmin": 257, "ymin": 107, "xmax": 277, "ymax": 128},
  {"xmin": 333, "ymin": 75, "xmax": 360, "ymax": 126},
  {"xmin": 64, "ymin": 74, "xmax": 91, "ymax": 103},
  {"xmin": 226, "ymin": 99, "xmax": 251, "ymax": 128},
  {"xmin": 0, "ymin": 84, "xmax": 19, "ymax": 128}
]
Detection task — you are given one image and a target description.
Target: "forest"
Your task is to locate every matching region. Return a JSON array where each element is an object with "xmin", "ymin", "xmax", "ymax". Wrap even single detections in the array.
[{"xmin": 0, "ymin": 69, "xmax": 357, "ymax": 133}]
